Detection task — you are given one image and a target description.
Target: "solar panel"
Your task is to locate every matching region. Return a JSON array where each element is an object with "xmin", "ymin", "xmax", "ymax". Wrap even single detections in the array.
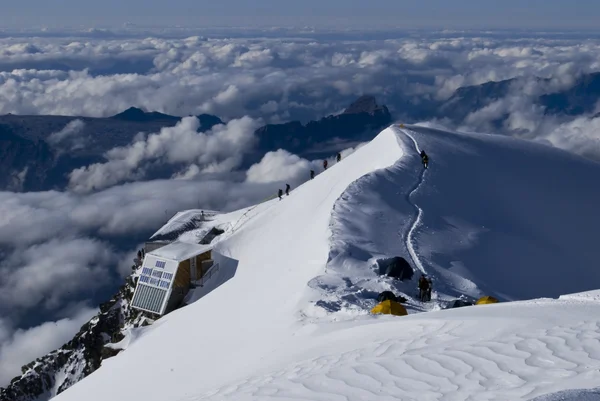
[{"xmin": 131, "ymin": 284, "xmax": 168, "ymax": 314}]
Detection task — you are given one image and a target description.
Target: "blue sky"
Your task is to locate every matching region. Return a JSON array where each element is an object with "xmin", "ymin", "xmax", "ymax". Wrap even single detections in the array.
[{"xmin": 1, "ymin": 0, "xmax": 598, "ymax": 29}]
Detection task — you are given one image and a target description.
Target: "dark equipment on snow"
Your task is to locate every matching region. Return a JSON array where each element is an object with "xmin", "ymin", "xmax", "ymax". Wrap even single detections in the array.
[
  {"xmin": 376, "ymin": 256, "xmax": 414, "ymax": 281},
  {"xmin": 310, "ymin": 170, "xmax": 315, "ymax": 179},
  {"xmin": 377, "ymin": 291, "xmax": 397, "ymax": 303},
  {"xmin": 449, "ymin": 299, "xmax": 474, "ymax": 309},
  {"xmin": 377, "ymin": 291, "xmax": 407, "ymax": 303}
]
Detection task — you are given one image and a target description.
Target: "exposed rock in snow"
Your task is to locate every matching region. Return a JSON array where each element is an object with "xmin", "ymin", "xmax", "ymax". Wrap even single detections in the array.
[{"xmin": 0, "ymin": 275, "xmax": 148, "ymax": 401}]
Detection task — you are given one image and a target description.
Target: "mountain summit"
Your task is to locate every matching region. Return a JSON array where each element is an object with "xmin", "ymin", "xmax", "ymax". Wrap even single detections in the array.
[{"xmin": 343, "ymin": 95, "xmax": 389, "ymax": 115}]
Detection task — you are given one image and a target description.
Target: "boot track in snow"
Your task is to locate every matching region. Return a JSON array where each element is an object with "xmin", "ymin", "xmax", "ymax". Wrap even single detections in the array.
[{"xmin": 398, "ymin": 127, "xmax": 427, "ymax": 275}]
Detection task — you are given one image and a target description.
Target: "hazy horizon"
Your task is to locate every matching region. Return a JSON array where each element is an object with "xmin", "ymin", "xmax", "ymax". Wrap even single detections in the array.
[{"xmin": 1, "ymin": 0, "xmax": 599, "ymax": 30}]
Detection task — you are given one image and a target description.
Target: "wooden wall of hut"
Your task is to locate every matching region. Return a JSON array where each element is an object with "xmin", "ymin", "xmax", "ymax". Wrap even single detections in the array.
[
  {"xmin": 194, "ymin": 251, "xmax": 213, "ymax": 278},
  {"xmin": 174, "ymin": 259, "xmax": 191, "ymax": 289}
]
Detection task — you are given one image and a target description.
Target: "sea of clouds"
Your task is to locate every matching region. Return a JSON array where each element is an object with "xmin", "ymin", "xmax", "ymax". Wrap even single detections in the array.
[{"xmin": 1, "ymin": 27, "xmax": 600, "ymax": 386}]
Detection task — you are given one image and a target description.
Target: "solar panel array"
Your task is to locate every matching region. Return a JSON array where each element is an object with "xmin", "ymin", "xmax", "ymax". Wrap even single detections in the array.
[{"xmin": 131, "ymin": 258, "xmax": 175, "ymax": 314}]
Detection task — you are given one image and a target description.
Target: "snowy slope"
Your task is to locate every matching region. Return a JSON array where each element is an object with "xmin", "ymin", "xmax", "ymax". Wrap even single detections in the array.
[
  {"xmin": 150, "ymin": 209, "xmax": 218, "ymax": 239},
  {"xmin": 192, "ymin": 294, "xmax": 600, "ymax": 401},
  {"xmin": 403, "ymin": 124, "xmax": 600, "ymax": 301},
  {"xmin": 54, "ymin": 124, "xmax": 600, "ymax": 401},
  {"xmin": 54, "ymin": 127, "xmax": 403, "ymax": 401},
  {"xmin": 313, "ymin": 123, "xmax": 600, "ymax": 319}
]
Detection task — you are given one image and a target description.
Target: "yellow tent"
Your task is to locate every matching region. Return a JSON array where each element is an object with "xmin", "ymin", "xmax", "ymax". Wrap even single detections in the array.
[
  {"xmin": 371, "ymin": 300, "xmax": 408, "ymax": 316},
  {"xmin": 475, "ymin": 296, "xmax": 499, "ymax": 305}
]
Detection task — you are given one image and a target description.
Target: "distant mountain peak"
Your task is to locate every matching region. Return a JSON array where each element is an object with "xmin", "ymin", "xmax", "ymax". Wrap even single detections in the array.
[
  {"xmin": 343, "ymin": 95, "xmax": 388, "ymax": 115},
  {"xmin": 112, "ymin": 106, "xmax": 145, "ymax": 119},
  {"xmin": 111, "ymin": 107, "xmax": 180, "ymax": 122}
]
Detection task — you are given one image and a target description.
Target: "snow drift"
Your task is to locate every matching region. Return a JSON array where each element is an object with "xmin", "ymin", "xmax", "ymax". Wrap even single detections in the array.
[{"xmin": 52, "ymin": 124, "xmax": 600, "ymax": 401}]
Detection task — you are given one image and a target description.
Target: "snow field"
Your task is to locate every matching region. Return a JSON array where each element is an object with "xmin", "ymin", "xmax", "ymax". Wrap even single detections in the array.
[
  {"xmin": 54, "ymin": 128, "xmax": 403, "ymax": 401},
  {"xmin": 183, "ymin": 296, "xmax": 600, "ymax": 401},
  {"xmin": 54, "ymin": 123, "xmax": 600, "ymax": 401}
]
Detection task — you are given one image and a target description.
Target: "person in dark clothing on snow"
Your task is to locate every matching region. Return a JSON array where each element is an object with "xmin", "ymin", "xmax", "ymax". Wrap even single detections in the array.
[
  {"xmin": 137, "ymin": 250, "xmax": 142, "ymax": 260},
  {"xmin": 285, "ymin": 184, "xmax": 290, "ymax": 196},
  {"xmin": 426, "ymin": 277, "xmax": 433, "ymax": 301},
  {"xmin": 336, "ymin": 153, "xmax": 341, "ymax": 162},
  {"xmin": 420, "ymin": 150, "xmax": 429, "ymax": 169},
  {"xmin": 310, "ymin": 170, "xmax": 315, "ymax": 179},
  {"xmin": 323, "ymin": 160, "xmax": 328, "ymax": 170},
  {"xmin": 418, "ymin": 274, "xmax": 430, "ymax": 302},
  {"xmin": 278, "ymin": 189, "xmax": 283, "ymax": 200}
]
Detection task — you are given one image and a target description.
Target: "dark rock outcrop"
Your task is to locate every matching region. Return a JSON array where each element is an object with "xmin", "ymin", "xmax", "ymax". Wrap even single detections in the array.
[
  {"xmin": 435, "ymin": 72, "xmax": 600, "ymax": 123},
  {"xmin": 540, "ymin": 72, "xmax": 600, "ymax": 116},
  {"xmin": 253, "ymin": 95, "xmax": 392, "ymax": 158},
  {"xmin": 0, "ymin": 111, "xmax": 223, "ymax": 192},
  {"xmin": 436, "ymin": 79, "xmax": 515, "ymax": 122},
  {"xmin": 0, "ymin": 128, "xmax": 55, "ymax": 191},
  {"xmin": 0, "ymin": 275, "xmax": 148, "ymax": 401},
  {"xmin": 111, "ymin": 107, "xmax": 181, "ymax": 123},
  {"xmin": 0, "ymin": 96, "xmax": 393, "ymax": 191},
  {"xmin": 343, "ymin": 95, "xmax": 390, "ymax": 115}
]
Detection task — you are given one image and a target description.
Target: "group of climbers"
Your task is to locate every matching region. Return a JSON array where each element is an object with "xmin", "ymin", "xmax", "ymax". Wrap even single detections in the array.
[
  {"xmin": 278, "ymin": 183, "xmax": 291, "ymax": 200},
  {"xmin": 314, "ymin": 152, "xmax": 341, "ymax": 177},
  {"xmin": 280, "ymin": 152, "xmax": 344, "ymax": 200},
  {"xmin": 319, "ymin": 152, "xmax": 342, "ymax": 174}
]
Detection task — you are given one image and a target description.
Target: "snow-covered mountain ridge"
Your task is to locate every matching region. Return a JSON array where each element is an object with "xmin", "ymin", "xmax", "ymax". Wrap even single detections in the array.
[{"xmin": 9, "ymin": 123, "xmax": 600, "ymax": 401}]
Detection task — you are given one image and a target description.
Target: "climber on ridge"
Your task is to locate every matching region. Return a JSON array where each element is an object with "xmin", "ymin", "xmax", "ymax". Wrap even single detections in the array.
[
  {"xmin": 336, "ymin": 152, "xmax": 342, "ymax": 163},
  {"xmin": 420, "ymin": 150, "xmax": 429, "ymax": 169},
  {"xmin": 278, "ymin": 188, "xmax": 283, "ymax": 200},
  {"xmin": 418, "ymin": 274, "xmax": 430, "ymax": 302},
  {"xmin": 310, "ymin": 170, "xmax": 315, "ymax": 179},
  {"xmin": 323, "ymin": 159, "xmax": 328, "ymax": 170},
  {"xmin": 426, "ymin": 276, "xmax": 433, "ymax": 302},
  {"xmin": 285, "ymin": 183, "xmax": 291, "ymax": 196}
]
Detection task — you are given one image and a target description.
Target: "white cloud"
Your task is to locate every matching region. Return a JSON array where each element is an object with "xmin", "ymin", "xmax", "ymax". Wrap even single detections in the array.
[
  {"xmin": 0, "ymin": 238, "xmax": 118, "ymax": 311},
  {"xmin": 47, "ymin": 119, "xmax": 88, "ymax": 151},
  {"xmin": 67, "ymin": 116, "xmax": 261, "ymax": 192},
  {"xmin": 540, "ymin": 116, "xmax": 600, "ymax": 159},
  {"xmin": 0, "ymin": 306, "xmax": 97, "ymax": 387},
  {"xmin": 0, "ymin": 33, "xmax": 598, "ymax": 125},
  {"xmin": 246, "ymin": 149, "xmax": 316, "ymax": 184},
  {"xmin": 246, "ymin": 143, "xmax": 367, "ymax": 186}
]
